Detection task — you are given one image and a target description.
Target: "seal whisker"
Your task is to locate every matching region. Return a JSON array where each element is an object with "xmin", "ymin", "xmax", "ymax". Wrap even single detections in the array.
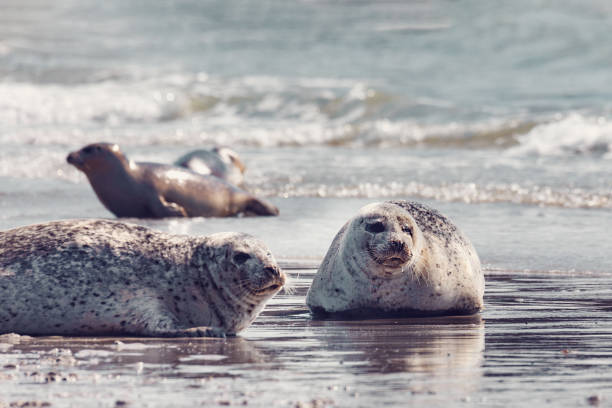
[{"xmin": 280, "ymin": 275, "xmax": 294, "ymax": 295}]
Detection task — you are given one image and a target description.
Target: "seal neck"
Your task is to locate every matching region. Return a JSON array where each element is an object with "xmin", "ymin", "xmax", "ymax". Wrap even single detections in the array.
[{"xmin": 86, "ymin": 159, "xmax": 140, "ymax": 215}]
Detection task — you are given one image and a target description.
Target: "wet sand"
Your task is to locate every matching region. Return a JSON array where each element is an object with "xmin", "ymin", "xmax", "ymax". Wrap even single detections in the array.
[{"xmin": 0, "ymin": 266, "xmax": 610, "ymax": 407}]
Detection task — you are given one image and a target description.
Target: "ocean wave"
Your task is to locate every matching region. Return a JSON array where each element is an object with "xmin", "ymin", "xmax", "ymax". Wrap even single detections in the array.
[
  {"xmin": 0, "ymin": 75, "xmax": 391, "ymax": 128},
  {"xmin": 2, "ymin": 75, "xmax": 611, "ymax": 154},
  {"xmin": 0, "ymin": 74, "xmax": 535, "ymax": 149},
  {"xmin": 251, "ymin": 181, "xmax": 612, "ymax": 210},
  {"xmin": 510, "ymin": 114, "xmax": 612, "ymax": 158},
  {"xmin": 0, "ymin": 81, "xmax": 179, "ymax": 127}
]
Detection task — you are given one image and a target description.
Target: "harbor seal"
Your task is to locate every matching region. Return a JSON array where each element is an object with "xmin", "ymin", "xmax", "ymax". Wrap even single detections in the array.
[
  {"xmin": 306, "ymin": 200, "xmax": 484, "ymax": 316},
  {"xmin": 0, "ymin": 219, "xmax": 286, "ymax": 337},
  {"xmin": 66, "ymin": 143, "xmax": 278, "ymax": 218},
  {"xmin": 175, "ymin": 146, "xmax": 246, "ymax": 187}
]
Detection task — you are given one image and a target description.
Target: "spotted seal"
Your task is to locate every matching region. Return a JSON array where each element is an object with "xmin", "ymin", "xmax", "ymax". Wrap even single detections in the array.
[
  {"xmin": 66, "ymin": 143, "xmax": 278, "ymax": 218},
  {"xmin": 0, "ymin": 219, "xmax": 286, "ymax": 337},
  {"xmin": 175, "ymin": 146, "xmax": 246, "ymax": 187},
  {"xmin": 306, "ymin": 201, "xmax": 484, "ymax": 316}
]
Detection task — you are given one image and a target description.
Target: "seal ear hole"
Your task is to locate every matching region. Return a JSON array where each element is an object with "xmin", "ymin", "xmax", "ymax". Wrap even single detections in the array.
[
  {"xmin": 365, "ymin": 221, "xmax": 385, "ymax": 234},
  {"xmin": 233, "ymin": 252, "xmax": 251, "ymax": 265}
]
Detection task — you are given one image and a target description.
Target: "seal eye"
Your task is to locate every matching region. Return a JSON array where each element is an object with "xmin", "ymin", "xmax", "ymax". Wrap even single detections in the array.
[
  {"xmin": 365, "ymin": 222, "xmax": 385, "ymax": 234},
  {"xmin": 402, "ymin": 226, "xmax": 413, "ymax": 236},
  {"xmin": 233, "ymin": 252, "xmax": 251, "ymax": 265},
  {"xmin": 82, "ymin": 146, "xmax": 94, "ymax": 154}
]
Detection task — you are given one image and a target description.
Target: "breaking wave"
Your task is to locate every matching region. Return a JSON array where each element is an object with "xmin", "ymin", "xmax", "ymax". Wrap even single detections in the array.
[
  {"xmin": 0, "ymin": 74, "xmax": 535, "ymax": 149},
  {"xmin": 1, "ymin": 74, "xmax": 610, "ymax": 158},
  {"xmin": 509, "ymin": 114, "xmax": 612, "ymax": 158}
]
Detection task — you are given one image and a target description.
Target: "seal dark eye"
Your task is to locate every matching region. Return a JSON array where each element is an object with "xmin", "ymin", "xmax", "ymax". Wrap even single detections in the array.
[
  {"xmin": 402, "ymin": 226, "xmax": 413, "ymax": 236},
  {"xmin": 82, "ymin": 146, "xmax": 94, "ymax": 154},
  {"xmin": 233, "ymin": 252, "xmax": 250, "ymax": 265},
  {"xmin": 365, "ymin": 222, "xmax": 385, "ymax": 234}
]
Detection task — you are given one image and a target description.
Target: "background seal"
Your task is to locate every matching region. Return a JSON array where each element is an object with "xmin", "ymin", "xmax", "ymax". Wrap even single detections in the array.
[
  {"xmin": 67, "ymin": 143, "xmax": 278, "ymax": 218},
  {"xmin": 175, "ymin": 146, "xmax": 246, "ymax": 187}
]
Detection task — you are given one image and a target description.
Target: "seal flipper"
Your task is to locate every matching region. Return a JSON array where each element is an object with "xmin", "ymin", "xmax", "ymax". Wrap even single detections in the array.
[
  {"xmin": 129, "ymin": 300, "xmax": 226, "ymax": 337},
  {"xmin": 148, "ymin": 195, "xmax": 188, "ymax": 218},
  {"xmin": 154, "ymin": 326, "xmax": 228, "ymax": 338},
  {"xmin": 244, "ymin": 197, "xmax": 279, "ymax": 216}
]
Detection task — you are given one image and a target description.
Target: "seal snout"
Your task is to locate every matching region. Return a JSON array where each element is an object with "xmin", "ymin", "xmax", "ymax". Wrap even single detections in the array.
[
  {"xmin": 389, "ymin": 240, "xmax": 405, "ymax": 252},
  {"xmin": 256, "ymin": 265, "xmax": 286, "ymax": 293},
  {"xmin": 383, "ymin": 240, "xmax": 409, "ymax": 265},
  {"xmin": 368, "ymin": 236, "xmax": 412, "ymax": 269},
  {"xmin": 66, "ymin": 151, "xmax": 84, "ymax": 168}
]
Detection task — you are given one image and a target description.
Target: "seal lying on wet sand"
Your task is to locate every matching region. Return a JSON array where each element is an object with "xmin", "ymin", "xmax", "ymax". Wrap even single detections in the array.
[
  {"xmin": 306, "ymin": 200, "xmax": 484, "ymax": 316},
  {"xmin": 0, "ymin": 219, "xmax": 286, "ymax": 337},
  {"xmin": 175, "ymin": 146, "xmax": 246, "ymax": 187},
  {"xmin": 67, "ymin": 143, "xmax": 278, "ymax": 218}
]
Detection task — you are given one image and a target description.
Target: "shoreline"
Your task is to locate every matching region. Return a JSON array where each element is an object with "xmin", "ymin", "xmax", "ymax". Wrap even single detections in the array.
[{"xmin": 1, "ymin": 269, "xmax": 610, "ymax": 407}]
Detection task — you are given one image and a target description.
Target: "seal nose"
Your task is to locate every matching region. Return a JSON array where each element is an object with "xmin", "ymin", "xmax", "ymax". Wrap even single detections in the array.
[
  {"xmin": 264, "ymin": 266, "xmax": 280, "ymax": 278},
  {"xmin": 389, "ymin": 240, "xmax": 405, "ymax": 252},
  {"xmin": 66, "ymin": 151, "xmax": 82, "ymax": 167},
  {"xmin": 264, "ymin": 266, "xmax": 286, "ymax": 285}
]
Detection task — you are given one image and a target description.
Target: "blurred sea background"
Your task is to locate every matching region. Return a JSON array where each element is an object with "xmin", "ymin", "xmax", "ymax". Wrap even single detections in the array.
[{"xmin": 1, "ymin": 0, "xmax": 611, "ymax": 273}]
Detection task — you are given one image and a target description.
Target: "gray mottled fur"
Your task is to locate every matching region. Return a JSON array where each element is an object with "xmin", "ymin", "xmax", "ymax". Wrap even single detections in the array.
[
  {"xmin": 0, "ymin": 219, "xmax": 285, "ymax": 337},
  {"xmin": 306, "ymin": 200, "xmax": 484, "ymax": 316},
  {"xmin": 175, "ymin": 147, "xmax": 246, "ymax": 188}
]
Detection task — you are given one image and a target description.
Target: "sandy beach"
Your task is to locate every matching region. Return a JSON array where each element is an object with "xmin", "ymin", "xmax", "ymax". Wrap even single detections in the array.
[{"xmin": 1, "ymin": 267, "xmax": 610, "ymax": 407}]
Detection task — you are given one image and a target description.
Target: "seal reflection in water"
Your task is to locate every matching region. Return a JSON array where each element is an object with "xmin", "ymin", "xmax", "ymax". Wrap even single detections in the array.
[
  {"xmin": 66, "ymin": 143, "xmax": 278, "ymax": 218},
  {"xmin": 306, "ymin": 201, "xmax": 484, "ymax": 316},
  {"xmin": 175, "ymin": 146, "xmax": 246, "ymax": 188},
  {"xmin": 0, "ymin": 220, "xmax": 285, "ymax": 337}
]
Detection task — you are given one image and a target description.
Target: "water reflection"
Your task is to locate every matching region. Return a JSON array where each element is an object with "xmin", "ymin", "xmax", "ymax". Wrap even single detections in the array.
[
  {"xmin": 0, "ymin": 335, "xmax": 268, "ymax": 380},
  {"xmin": 3, "ymin": 271, "xmax": 612, "ymax": 407},
  {"xmin": 305, "ymin": 315, "xmax": 484, "ymax": 396}
]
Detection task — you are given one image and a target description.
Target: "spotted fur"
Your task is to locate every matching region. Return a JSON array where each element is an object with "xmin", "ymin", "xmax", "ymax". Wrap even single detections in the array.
[
  {"xmin": 175, "ymin": 146, "xmax": 246, "ymax": 187},
  {"xmin": 306, "ymin": 201, "xmax": 484, "ymax": 316},
  {"xmin": 0, "ymin": 219, "xmax": 285, "ymax": 337}
]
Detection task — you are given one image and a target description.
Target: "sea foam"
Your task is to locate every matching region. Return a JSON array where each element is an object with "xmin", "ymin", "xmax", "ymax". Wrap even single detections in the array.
[{"xmin": 510, "ymin": 114, "xmax": 612, "ymax": 158}]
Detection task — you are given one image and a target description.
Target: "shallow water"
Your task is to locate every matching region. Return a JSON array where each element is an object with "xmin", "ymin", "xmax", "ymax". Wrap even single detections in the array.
[{"xmin": 1, "ymin": 268, "xmax": 611, "ymax": 408}]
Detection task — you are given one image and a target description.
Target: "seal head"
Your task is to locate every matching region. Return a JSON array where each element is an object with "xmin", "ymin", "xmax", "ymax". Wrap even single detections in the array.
[
  {"xmin": 350, "ymin": 202, "xmax": 424, "ymax": 279},
  {"xmin": 194, "ymin": 232, "xmax": 286, "ymax": 334},
  {"xmin": 66, "ymin": 142, "xmax": 125, "ymax": 172}
]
